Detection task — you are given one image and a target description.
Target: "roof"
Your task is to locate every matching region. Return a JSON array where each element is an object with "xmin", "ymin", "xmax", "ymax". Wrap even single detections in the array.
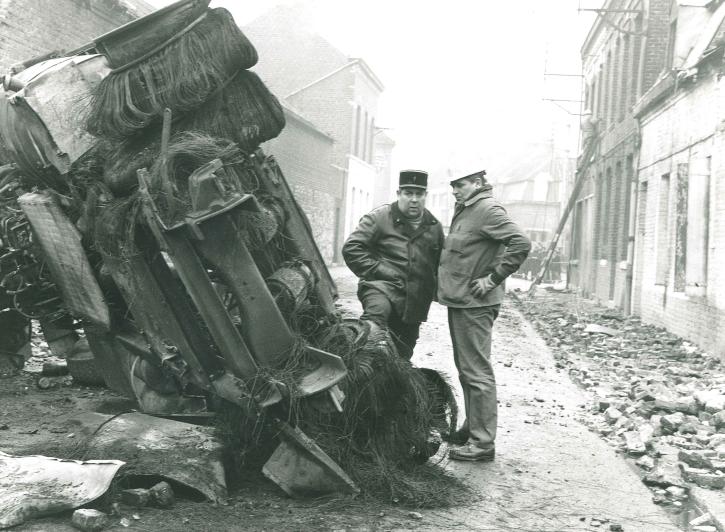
[
  {"xmin": 681, "ymin": 0, "xmax": 725, "ymax": 70},
  {"xmin": 280, "ymin": 101, "xmax": 334, "ymax": 141},
  {"xmin": 244, "ymin": 5, "xmax": 383, "ymax": 98},
  {"xmin": 243, "ymin": 6, "xmax": 350, "ymax": 97}
]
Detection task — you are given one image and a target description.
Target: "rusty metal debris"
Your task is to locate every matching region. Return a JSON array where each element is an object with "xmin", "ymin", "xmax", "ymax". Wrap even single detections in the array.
[
  {"xmin": 0, "ymin": 0, "xmax": 452, "ymax": 516},
  {"xmin": 0, "ymin": 451, "xmax": 123, "ymax": 529}
]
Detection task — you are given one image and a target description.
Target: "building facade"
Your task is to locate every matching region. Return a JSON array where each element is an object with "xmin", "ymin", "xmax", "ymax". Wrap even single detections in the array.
[
  {"xmin": 263, "ymin": 104, "xmax": 338, "ymax": 263},
  {"xmin": 632, "ymin": 0, "xmax": 725, "ymax": 358},
  {"xmin": 571, "ymin": 0, "xmax": 671, "ymax": 305},
  {"xmin": 373, "ymin": 130, "xmax": 395, "ymax": 208},
  {"xmin": 244, "ymin": 7, "xmax": 385, "ymax": 263},
  {"xmin": 0, "ymin": 0, "xmax": 153, "ymax": 70}
]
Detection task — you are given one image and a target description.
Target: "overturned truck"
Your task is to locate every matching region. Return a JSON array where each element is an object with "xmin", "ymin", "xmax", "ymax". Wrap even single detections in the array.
[{"xmin": 0, "ymin": 0, "xmax": 456, "ymax": 502}]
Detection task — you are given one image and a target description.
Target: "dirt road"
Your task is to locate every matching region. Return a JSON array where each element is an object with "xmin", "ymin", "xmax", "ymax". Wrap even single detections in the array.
[
  {"xmin": 1, "ymin": 268, "xmax": 681, "ymax": 531},
  {"xmin": 333, "ymin": 267, "xmax": 679, "ymax": 532}
]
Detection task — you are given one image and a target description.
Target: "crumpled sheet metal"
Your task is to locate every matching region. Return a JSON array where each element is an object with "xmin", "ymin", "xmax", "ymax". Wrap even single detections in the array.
[
  {"xmin": 0, "ymin": 452, "xmax": 123, "ymax": 529},
  {"xmin": 69, "ymin": 412, "xmax": 227, "ymax": 502}
]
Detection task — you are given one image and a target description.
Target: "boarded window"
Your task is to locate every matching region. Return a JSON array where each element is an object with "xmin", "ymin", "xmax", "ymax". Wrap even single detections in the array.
[
  {"xmin": 655, "ymin": 173, "xmax": 671, "ymax": 285},
  {"xmin": 600, "ymin": 169, "xmax": 612, "ymax": 259},
  {"xmin": 673, "ymin": 163, "xmax": 688, "ymax": 292},
  {"xmin": 685, "ymin": 156, "xmax": 711, "ymax": 288}
]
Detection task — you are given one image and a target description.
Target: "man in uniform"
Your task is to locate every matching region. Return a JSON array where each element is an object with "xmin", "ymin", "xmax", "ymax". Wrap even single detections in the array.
[
  {"xmin": 438, "ymin": 169, "xmax": 531, "ymax": 461},
  {"xmin": 342, "ymin": 170, "xmax": 444, "ymax": 359}
]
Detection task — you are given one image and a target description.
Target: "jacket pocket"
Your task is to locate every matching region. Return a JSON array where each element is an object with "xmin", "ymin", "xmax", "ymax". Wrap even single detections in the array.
[{"xmin": 437, "ymin": 268, "xmax": 471, "ymax": 305}]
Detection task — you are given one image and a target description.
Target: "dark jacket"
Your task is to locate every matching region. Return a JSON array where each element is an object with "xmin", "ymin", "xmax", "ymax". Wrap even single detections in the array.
[
  {"xmin": 438, "ymin": 186, "xmax": 531, "ymax": 308},
  {"xmin": 342, "ymin": 202, "xmax": 444, "ymax": 323}
]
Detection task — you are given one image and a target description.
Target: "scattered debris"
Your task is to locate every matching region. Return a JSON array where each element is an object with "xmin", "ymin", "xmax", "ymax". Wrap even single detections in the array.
[
  {"xmin": 583, "ymin": 324, "xmax": 620, "ymax": 336},
  {"xmin": 66, "ymin": 411, "xmax": 227, "ymax": 502},
  {"xmin": 690, "ymin": 512, "xmax": 713, "ymax": 527},
  {"xmin": 515, "ymin": 290, "xmax": 725, "ymax": 504},
  {"xmin": 42, "ymin": 360, "xmax": 69, "ymax": 376},
  {"xmin": 71, "ymin": 509, "xmax": 108, "ymax": 531},
  {"xmin": 0, "ymin": 452, "xmax": 123, "ymax": 529},
  {"xmin": 149, "ymin": 481, "xmax": 175, "ymax": 508},
  {"xmin": 121, "ymin": 488, "xmax": 151, "ymax": 507}
]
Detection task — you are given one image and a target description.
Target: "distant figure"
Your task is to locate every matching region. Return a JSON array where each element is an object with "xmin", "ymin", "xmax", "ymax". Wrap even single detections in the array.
[
  {"xmin": 438, "ymin": 169, "xmax": 531, "ymax": 461},
  {"xmin": 342, "ymin": 170, "xmax": 444, "ymax": 359}
]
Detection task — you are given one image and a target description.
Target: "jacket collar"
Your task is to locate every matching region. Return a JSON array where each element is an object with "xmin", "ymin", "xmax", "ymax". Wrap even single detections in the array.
[
  {"xmin": 391, "ymin": 202, "xmax": 437, "ymax": 226},
  {"xmin": 459, "ymin": 184, "xmax": 493, "ymax": 207}
]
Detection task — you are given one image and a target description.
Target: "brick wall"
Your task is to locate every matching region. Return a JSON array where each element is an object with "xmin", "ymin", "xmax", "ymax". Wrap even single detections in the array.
[
  {"xmin": 641, "ymin": 0, "xmax": 672, "ymax": 90},
  {"xmin": 263, "ymin": 108, "xmax": 339, "ymax": 264},
  {"xmin": 634, "ymin": 68, "xmax": 725, "ymax": 359},
  {"xmin": 572, "ymin": 0, "xmax": 671, "ymax": 305},
  {"xmin": 0, "ymin": 0, "xmax": 150, "ymax": 70}
]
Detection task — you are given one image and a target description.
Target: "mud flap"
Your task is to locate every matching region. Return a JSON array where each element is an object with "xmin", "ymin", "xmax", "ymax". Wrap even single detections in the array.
[{"xmin": 262, "ymin": 422, "xmax": 358, "ymax": 498}]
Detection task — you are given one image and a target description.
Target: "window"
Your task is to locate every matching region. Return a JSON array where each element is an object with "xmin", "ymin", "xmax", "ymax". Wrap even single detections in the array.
[
  {"xmin": 611, "ymin": 40, "xmax": 621, "ymax": 124},
  {"xmin": 673, "ymin": 163, "xmax": 688, "ymax": 291},
  {"xmin": 620, "ymin": 155, "xmax": 634, "ymax": 261},
  {"xmin": 362, "ymin": 110, "xmax": 368, "ymax": 162},
  {"xmin": 685, "ymin": 156, "xmax": 711, "ymax": 289},
  {"xmin": 353, "ymin": 105, "xmax": 361, "ymax": 157},
  {"xmin": 603, "ymin": 52, "xmax": 612, "ymax": 127},
  {"xmin": 600, "ymin": 169, "xmax": 612, "ymax": 259},
  {"xmin": 619, "ymin": 35, "xmax": 629, "ymax": 121},
  {"xmin": 655, "ymin": 173, "xmax": 671, "ymax": 285}
]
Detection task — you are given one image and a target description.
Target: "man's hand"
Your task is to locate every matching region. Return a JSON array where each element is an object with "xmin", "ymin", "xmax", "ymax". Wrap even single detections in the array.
[{"xmin": 470, "ymin": 275, "xmax": 498, "ymax": 298}]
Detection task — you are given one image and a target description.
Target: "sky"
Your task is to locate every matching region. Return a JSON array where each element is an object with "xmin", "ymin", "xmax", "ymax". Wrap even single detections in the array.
[{"xmin": 147, "ymin": 0, "xmax": 595, "ymax": 179}]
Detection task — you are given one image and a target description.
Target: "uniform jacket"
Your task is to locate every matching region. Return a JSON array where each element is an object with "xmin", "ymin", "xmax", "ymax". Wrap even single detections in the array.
[
  {"xmin": 342, "ymin": 202, "xmax": 444, "ymax": 323},
  {"xmin": 438, "ymin": 186, "xmax": 531, "ymax": 308}
]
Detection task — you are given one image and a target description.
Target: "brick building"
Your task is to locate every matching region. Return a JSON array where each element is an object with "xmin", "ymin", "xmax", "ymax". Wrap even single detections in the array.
[
  {"xmin": 244, "ymin": 6, "xmax": 385, "ymax": 263},
  {"xmin": 373, "ymin": 129, "xmax": 395, "ymax": 207},
  {"xmin": 570, "ymin": 0, "xmax": 671, "ymax": 304},
  {"xmin": 0, "ymin": 0, "xmax": 153, "ymax": 70},
  {"xmin": 264, "ymin": 103, "xmax": 338, "ymax": 263},
  {"xmin": 631, "ymin": 0, "xmax": 725, "ymax": 358}
]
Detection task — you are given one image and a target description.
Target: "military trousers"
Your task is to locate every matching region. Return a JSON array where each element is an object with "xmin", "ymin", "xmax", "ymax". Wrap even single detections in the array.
[
  {"xmin": 359, "ymin": 289, "xmax": 420, "ymax": 360},
  {"xmin": 448, "ymin": 304, "xmax": 500, "ymax": 450}
]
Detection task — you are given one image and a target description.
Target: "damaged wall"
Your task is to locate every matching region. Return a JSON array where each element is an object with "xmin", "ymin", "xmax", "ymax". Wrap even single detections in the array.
[
  {"xmin": 635, "ymin": 65, "xmax": 725, "ymax": 360},
  {"xmin": 0, "ymin": 0, "xmax": 154, "ymax": 71}
]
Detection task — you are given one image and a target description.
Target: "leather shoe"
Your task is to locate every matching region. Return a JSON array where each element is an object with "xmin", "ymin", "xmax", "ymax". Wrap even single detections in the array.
[
  {"xmin": 443, "ymin": 429, "xmax": 469, "ymax": 446},
  {"xmin": 448, "ymin": 444, "xmax": 495, "ymax": 461}
]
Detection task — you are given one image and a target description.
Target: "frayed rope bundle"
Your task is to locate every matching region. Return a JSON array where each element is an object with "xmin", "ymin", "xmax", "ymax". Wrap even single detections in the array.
[
  {"xmin": 96, "ymin": 71, "xmax": 285, "ymax": 197},
  {"xmin": 245, "ymin": 320, "xmax": 465, "ymax": 507},
  {"xmin": 175, "ymin": 69, "xmax": 285, "ymax": 152},
  {"xmin": 86, "ymin": 7, "xmax": 258, "ymax": 140}
]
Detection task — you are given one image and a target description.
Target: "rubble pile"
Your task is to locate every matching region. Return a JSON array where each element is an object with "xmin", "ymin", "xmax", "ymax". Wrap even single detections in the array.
[{"xmin": 515, "ymin": 289, "xmax": 725, "ymax": 505}]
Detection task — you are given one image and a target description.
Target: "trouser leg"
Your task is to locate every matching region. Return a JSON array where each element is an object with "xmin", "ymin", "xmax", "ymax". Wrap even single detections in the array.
[
  {"xmin": 359, "ymin": 289, "xmax": 419, "ymax": 359},
  {"xmin": 359, "ymin": 289, "xmax": 393, "ymax": 327},
  {"xmin": 388, "ymin": 315, "xmax": 420, "ymax": 360},
  {"xmin": 448, "ymin": 305, "xmax": 500, "ymax": 450}
]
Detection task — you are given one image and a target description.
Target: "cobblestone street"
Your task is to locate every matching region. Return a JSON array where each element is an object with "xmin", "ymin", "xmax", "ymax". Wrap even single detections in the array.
[{"xmin": 333, "ymin": 267, "xmax": 680, "ymax": 531}]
